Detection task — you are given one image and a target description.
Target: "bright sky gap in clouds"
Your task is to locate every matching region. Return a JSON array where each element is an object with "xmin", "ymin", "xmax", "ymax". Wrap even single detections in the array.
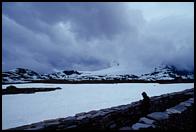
[{"xmin": 2, "ymin": 2, "xmax": 194, "ymax": 74}]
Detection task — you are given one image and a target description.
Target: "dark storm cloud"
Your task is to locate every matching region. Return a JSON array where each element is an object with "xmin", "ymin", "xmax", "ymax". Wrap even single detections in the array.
[
  {"xmin": 2, "ymin": 2, "xmax": 194, "ymax": 74},
  {"xmin": 3, "ymin": 2, "xmax": 144, "ymax": 40}
]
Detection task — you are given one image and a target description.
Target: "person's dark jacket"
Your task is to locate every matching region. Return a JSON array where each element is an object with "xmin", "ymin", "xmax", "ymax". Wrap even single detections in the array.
[{"xmin": 141, "ymin": 92, "xmax": 150, "ymax": 115}]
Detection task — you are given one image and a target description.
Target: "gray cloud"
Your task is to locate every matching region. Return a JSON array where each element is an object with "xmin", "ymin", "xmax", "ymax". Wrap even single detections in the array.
[{"xmin": 2, "ymin": 2, "xmax": 194, "ymax": 74}]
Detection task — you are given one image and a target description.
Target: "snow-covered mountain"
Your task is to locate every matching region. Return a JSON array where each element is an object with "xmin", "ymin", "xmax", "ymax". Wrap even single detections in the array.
[
  {"xmin": 2, "ymin": 68, "xmax": 43, "ymax": 83},
  {"xmin": 140, "ymin": 65, "xmax": 194, "ymax": 81},
  {"xmin": 45, "ymin": 70, "xmax": 81, "ymax": 80},
  {"xmin": 2, "ymin": 65, "xmax": 194, "ymax": 84},
  {"xmin": 2, "ymin": 68, "xmax": 82, "ymax": 83}
]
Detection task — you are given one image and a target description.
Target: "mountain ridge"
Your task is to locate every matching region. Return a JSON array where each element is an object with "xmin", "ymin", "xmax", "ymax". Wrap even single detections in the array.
[{"xmin": 2, "ymin": 65, "xmax": 194, "ymax": 84}]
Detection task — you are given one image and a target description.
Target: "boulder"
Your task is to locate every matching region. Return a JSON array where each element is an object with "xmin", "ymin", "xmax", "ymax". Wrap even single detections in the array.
[
  {"xmin": 179, "ymin": 102, "xmax": 192, "ymax": 107},
  {"xmin": 75, "ymin": 112, "xmax": 86, "ymax": 117},
  {"xmin": 43, "ymin": 119, "xmax": 60, "ymax": 127},
  {"xmin": 187, "ymin": 98, "xmax": 194, "ymax": 104},
  {"xmin": 147, "ymin": 112, "xmax": 169, "ymax": 121},
  {"xmin": 24, "ymin": 122, "xmax": 45, "ymax": 130},
  {"xmin": 6, "ymin": 85, "xmax": 17, "ymax": 90},
  {"xmin": 132, "ymin": 123, "xmax": 155, "ymax": 130},
  {"xmin": 76, "ymin": 114, "xmax": 92, "ymax": 120},
  {"xmin": 88, "ymin": 110, "xmax": 97, "ymax": 115},
  {"xmin": 189, "ymin": 98, "xmax": 194, "ymax": 101},
  {"xmin": 59, "ymin": 116, "xmax": 76, "ymax": 127},
  {"xmin": 139, "ymin": 117, "xmax": 155, "ymax": 125},
  {"xmin": 166, "ymin": 105, "xmax": 187, "ymax": 114},
  {"xmin": 65, "ymin": 125, "xmax": 77, "ymax": 129},
  {"xmin": 90, "ymin": 111, "xmax": 107, "ymax": 118}
]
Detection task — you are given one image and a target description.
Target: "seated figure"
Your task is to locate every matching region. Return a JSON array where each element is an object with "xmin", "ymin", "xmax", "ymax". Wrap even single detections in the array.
[{"xmin": 141, "ymin": 92, "xmax": 150, "ymax": 115}]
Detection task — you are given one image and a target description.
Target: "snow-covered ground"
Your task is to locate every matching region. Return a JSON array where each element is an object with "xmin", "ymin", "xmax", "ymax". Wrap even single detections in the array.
[{"xmin": 2, "ymin": 83, "xmax": 194, "ymax": 129}]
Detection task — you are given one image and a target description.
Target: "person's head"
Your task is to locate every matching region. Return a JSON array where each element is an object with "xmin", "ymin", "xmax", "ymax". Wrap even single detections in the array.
[{"xmin": 142, "ymin": 92, "xmax": 147, "ymax": 98}]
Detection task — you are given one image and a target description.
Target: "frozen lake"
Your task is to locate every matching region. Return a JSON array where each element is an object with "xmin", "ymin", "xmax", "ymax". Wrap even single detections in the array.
[{"xmin": 2, "ymin": 83, "xmax": 194, "ymax": 129}]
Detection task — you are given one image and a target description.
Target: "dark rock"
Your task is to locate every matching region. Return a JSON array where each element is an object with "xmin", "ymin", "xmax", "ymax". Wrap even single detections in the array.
[
  {"xmin": 63, "ymin": 70, "xmax": 81, "ymax": 75},
  {"xmin": 186, "ymin": 98, "xmax": 194, "ymax": 104},
  {"xmin": 59, "ymin": 116, "xmax": 77, "ymax": 127},
  {"xmin": 166, "ymin": 105, "xmax": 187, "ymax": 114},
  {"xmin": 109, "ymin": 123, "xmax": 116, "ymax": 129},
  {"xmin": 44, "ymin": 119, "xmax": 60, "ymax": 127},
  {"xmin": 65, "ymin": 125, "xmax": 77, "ymax": 129},
  {"xmin": 90, "ymin": 111, "xmax": 107, "ymax": 118},
  {"xmin": 119, "ymin": 126, "xmax": 132, "ymax": 130},
  {"xmin": 179, "ymin": 102, "xmax": 192, "ymax": 107},
  {"xmin": 2, "ymin": 87, "xmax": 62, "ymax": 95},
  {"xmin": 6, "ymin": 85, "xmax": 18, "ymax": 90},
  {"xmin": 147, "ymin": 112, "xmax": 169, "ymax": 121},
  {"xmin": 139, "ymin": 117, "xmax": 155, "ymax": 125},
  {"xmin": 76, "ymin": 114, "xmax": 90, "ymax": 120},
  {"xmin": 88, "ymin": 110, "xmax": 97, "ymax": 115},
  {"xmin": 75, "ymin": 112, "xmax": 86, "ymax": 117},
  {"xmin": 62, "ymin": 116, "xmax": 76, "ymax": 122},
  {"xmin": 132, "ymin": 123, "xmax": 155, "ymax": 130}
]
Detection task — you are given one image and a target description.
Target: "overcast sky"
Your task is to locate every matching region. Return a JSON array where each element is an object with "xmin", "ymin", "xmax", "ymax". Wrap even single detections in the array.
[{"xmin": 2, "ymin": 2, "xmax": 194, "ymax": 74}]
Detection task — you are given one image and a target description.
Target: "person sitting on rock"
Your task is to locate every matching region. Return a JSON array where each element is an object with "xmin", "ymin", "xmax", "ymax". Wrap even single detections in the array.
[{"xmin": 141, "ymin": 92, "xmax": 150, "ymax": 115}]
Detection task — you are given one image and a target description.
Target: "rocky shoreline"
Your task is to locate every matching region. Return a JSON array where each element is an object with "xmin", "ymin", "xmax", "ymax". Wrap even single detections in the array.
[
  {"xmin": 2, "ymin": 85, "xmax": 62, "ymax": 95},
  {"xmin": 7, "ymin": 88, "xmax": 194, "ymax": 130}
]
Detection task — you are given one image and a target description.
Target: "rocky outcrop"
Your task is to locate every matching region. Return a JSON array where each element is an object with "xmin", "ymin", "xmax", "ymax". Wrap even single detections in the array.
[
  {"xmin": 8, "ymin": 88, "xmax": 194, "ymax": 130},
  {"xmin": 2, "ymin": 85, "xmax": 62, "ymax": 95},
  {"xmin": 131, "ymin": 97, "xmax": 194, "ymax": 130}
]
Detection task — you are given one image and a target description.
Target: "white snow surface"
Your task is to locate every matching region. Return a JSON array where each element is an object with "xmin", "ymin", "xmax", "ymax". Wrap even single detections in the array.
[
  {"xmin": 80, "ymin": 65, "xmax": 152, "ymax": 76},
  {"xmin": 2, "ymin": 83, "xmax": 194, "ymax": 129}
]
